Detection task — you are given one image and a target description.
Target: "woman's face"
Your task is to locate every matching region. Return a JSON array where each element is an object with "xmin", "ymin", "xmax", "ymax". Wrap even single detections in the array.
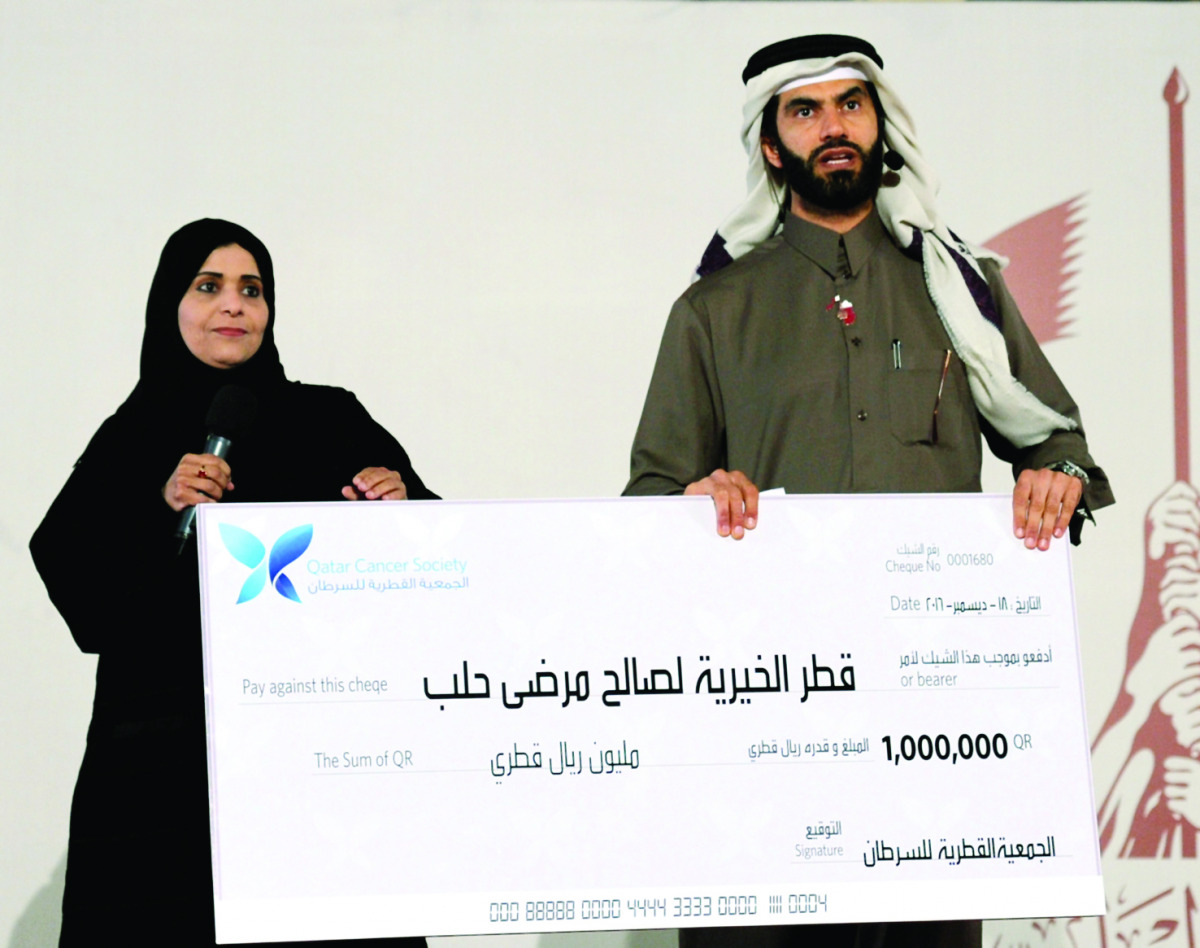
[{"xmin": 177, "ymin": 244, "xmax": 270, "ymax": 369}]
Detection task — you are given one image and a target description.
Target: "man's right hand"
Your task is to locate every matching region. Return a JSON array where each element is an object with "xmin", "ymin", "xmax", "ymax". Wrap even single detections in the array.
[{"xmin": 685, "ymin": 469, "xmax": 759, "ymax": 539}]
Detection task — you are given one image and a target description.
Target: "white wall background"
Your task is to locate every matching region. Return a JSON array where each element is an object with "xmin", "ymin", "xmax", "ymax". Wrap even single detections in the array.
[{"xmin": 2, "ymin": 2, "xmax": 1197, "ymax": 945}]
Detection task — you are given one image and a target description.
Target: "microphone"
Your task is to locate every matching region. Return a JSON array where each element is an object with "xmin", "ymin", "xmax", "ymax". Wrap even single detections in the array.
[
  {"xmin": 174, "ymin": 384, "xmax": 258, "ymax": 555},
  {"xmin": 883, "ymin": 149, "xmax": 905, "ymax": 171}
]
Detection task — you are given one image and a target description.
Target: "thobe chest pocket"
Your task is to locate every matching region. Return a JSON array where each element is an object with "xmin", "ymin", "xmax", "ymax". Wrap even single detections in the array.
[{"xmin": 887, "ymin": 348, "xmax": 958, "ymax": 447}]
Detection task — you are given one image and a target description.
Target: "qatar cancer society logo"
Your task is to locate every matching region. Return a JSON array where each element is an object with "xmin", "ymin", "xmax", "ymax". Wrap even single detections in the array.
[{"xmin": 218, "ymin": 522, "xmax": 313, "ymax": 604}]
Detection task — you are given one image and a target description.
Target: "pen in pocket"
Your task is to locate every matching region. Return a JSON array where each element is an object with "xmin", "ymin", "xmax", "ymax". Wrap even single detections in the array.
[{"xmin": 932, "ymin": 349, "xmax": 952, "ymax": 444}]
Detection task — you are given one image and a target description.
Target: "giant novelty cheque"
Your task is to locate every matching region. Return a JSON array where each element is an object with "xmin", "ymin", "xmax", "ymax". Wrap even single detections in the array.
[{"xmin": 197, "ymin": 494, "xmax": 1103, "ymax": 942}]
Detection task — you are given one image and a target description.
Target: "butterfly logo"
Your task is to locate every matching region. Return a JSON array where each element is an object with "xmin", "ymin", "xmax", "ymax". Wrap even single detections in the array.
[{"xmin": 218, "ymin": 523, "xmax": 313, "ymax": 604}]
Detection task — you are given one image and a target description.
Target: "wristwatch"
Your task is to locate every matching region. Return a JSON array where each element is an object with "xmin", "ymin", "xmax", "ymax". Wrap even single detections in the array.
[{"xmin": 1047, "ymin": 460, "xmax": 1090, "ymax": 488}]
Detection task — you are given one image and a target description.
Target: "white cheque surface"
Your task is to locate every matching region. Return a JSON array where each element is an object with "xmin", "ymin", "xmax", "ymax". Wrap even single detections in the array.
[{"xmin": 197, "ymin": 495, "xmax": 1103, "ymax": 942}]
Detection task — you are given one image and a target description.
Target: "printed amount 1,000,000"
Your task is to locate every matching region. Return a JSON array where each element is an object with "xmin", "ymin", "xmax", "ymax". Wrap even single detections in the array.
[{"xmin": 881, "ymin": 733, "xmax": 1010, "ymax": 767}]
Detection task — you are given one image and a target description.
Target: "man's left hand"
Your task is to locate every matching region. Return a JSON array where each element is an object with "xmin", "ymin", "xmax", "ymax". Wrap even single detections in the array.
[
  {"xmin": 342, "ymin": 467, "xmax": 408, "ymax": 501},
  {"xmin": 1012, "ymin": 468, "xmax": 1083, "ymax": 550}
]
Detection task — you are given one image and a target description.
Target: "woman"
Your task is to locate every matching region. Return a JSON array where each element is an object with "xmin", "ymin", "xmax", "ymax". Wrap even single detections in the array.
[{"xmin": 31, "ymin": 219, "xmax": 435, "ymax": 946}]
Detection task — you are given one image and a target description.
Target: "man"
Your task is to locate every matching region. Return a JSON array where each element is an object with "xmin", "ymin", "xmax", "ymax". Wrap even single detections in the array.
[
  {"xmin": 626, "ymin": 33, "xmax": 1111, "ymax": 544},
  {"xmin": 623, "ymin": 33, "xmax": 1113, "ymax": 948}
]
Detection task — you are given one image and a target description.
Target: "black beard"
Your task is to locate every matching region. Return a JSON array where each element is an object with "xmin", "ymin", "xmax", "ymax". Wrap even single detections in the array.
[{"xmin": 779, "ymin": 136, "xmax": 884, "ymax": 213}]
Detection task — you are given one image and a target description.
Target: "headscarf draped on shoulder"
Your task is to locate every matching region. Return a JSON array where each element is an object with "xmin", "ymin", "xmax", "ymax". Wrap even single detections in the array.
[{"xmin": 696, "ymin": 34, "xmax": 1077, "ymax": 450}]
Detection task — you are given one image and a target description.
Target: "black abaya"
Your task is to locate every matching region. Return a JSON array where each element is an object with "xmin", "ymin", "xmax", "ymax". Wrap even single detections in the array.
[{"xmin": 31, "ymin": 220, "xmax": 434, "ymax": 946}]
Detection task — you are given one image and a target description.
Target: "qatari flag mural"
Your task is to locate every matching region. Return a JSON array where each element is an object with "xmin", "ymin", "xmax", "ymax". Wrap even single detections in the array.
[{"xmin": 985, "ymin": 197, "xmax": 1085, "ymax": 347}]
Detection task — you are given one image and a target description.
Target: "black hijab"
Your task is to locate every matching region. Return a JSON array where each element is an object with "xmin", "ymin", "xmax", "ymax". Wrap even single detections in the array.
[
  {"xmin": 66, "ymin": 218, "xmax": 295, "ymax": 487},
  {"xmin": 74, "ymin": 218, "xmax": 434, "ymax": 503},
  {"xmin": 131, "ymin": 218, "xmax": 287, "ymax": 424}
]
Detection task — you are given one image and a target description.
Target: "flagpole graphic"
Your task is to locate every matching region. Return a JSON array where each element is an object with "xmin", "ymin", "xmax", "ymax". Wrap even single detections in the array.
[{"xmin": 1167, "ymin": 68, "xmax": 1189, "ymax": 482}]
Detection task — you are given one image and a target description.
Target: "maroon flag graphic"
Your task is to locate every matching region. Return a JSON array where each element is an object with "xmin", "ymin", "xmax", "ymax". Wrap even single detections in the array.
[{"xmin": 984, "ymin": 196, "xmax": 1085, "ymax": 346}]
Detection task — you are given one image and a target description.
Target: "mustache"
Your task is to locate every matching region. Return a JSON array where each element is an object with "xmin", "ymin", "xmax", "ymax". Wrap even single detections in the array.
[{"xmin": 809, "ymin": 139, "xmax": 868, "ymax": 165}]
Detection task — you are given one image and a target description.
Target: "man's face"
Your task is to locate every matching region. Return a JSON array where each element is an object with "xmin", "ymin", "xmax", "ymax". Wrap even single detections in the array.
[{"xmin": 762, "ymin": 78, "xmax": 883, "ymax": 213}]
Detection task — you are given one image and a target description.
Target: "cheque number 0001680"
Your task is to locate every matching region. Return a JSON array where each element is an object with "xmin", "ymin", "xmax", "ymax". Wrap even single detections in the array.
[{"xmin": 882, "ymin": 733, "xmax": 1009, "ymax": 767}]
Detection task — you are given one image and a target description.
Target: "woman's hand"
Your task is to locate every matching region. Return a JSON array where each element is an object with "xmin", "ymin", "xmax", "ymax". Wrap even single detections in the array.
[
  {"xmin": 163, "ymin": 453, "xmax": 233, "ymax": 512},
  {"xmin": 342, "ymin": 467, "xmax": 407, "ymax": 501}
]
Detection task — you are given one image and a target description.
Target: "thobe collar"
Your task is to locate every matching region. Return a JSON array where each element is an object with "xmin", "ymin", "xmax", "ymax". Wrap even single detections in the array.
[{"xmin": 782, "ymin": 206, "xmax": 888, "ymax": 278}]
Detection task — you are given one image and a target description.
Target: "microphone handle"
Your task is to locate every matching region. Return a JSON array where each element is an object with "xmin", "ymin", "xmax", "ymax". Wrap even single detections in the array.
[{"xmin": 173, "ymin": 434, "xmax": 234, "ymax": 555}]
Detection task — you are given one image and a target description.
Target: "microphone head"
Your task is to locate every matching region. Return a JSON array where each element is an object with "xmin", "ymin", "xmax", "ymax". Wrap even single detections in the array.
[
  {"xmin": 883, "ymin": 150, "xmax": 905, "ymax": 171},
  {"xmin": 205, "ymin": 384, "xmax": 259, "ymax": 441}
]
